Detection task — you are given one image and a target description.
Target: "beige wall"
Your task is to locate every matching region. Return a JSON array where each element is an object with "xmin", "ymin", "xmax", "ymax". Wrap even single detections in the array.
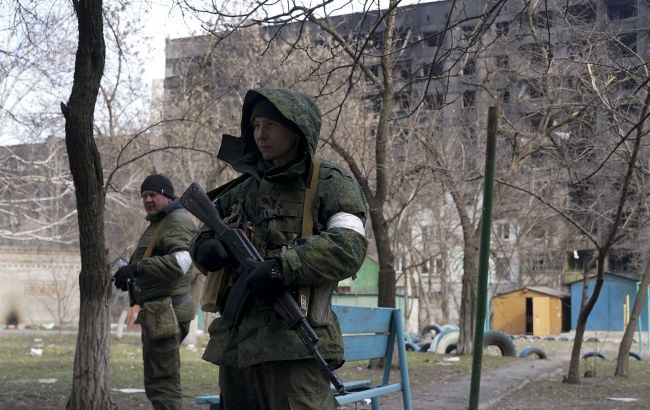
[
  {"xmin": 0, "ymin": 247, "xmax": 81, "ymax": 328},
  {"xmin": 492, "ymin": 290, "xmax": 563, "ymax": 336},
  {"xmin": 492, "ymin": 292, "xmax": 526, "ymax": 335}
]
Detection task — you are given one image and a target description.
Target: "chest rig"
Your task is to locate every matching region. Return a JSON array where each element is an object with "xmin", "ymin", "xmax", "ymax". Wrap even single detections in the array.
[{"xmin": 242, "ymin": 157, "xmax": 335, "ymax": 326}]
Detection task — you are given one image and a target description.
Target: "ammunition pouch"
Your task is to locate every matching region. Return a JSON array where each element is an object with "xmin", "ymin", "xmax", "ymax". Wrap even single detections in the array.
[
  {"xmin": 137, "ymin": 296, "xmax": 180, "ymax": 340},
  {"xmin": 300, "ymin": 283, "xmax": 336, "ymax": 327}
]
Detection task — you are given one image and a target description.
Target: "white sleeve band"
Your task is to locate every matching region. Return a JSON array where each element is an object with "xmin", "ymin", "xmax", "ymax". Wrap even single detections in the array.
[
  {"xmin": 173, "ymin": 251, "xmax": 193, "ymax": 275},
  {"xmin": 325, "ymin": 212, "xmax": 365, "ymax": 236}
]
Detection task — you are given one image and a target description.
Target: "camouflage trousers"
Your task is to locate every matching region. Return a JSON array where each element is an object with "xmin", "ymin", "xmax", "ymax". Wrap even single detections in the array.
[
  {"xmin": 218, "ymin": 359, "xmax": 338, "ymax": 410},
  {"xmin": 141, "ymin": 320, "xmax": 191, "ymax": 410}
]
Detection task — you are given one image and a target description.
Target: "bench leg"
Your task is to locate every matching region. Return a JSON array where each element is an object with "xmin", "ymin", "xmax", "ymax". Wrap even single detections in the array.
[{"xmin": 371, "ymin": 397, "xmax": 380, "ymax": 410}]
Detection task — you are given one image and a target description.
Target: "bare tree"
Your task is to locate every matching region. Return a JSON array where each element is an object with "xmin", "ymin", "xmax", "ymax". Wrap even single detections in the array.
[
  {"xmin": 177, "ymin": 0, "xmax": 512, "ymax": 355},
  {"xmin": 59, "ymin": 0, "xmax": 112, "ymax": 408}
]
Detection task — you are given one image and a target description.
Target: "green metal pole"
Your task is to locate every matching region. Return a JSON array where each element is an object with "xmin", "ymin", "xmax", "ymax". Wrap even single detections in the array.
[
  {"xmin": 639, "ymin": 286, "xmax": 650, "ymax": 350},
  {"xmin": 469, "ymin": 106, "xmax": 498, "ymax": 410},
  {"xmin": 637, "ymin": 282, "xmax": 642, "ymax": 355}
]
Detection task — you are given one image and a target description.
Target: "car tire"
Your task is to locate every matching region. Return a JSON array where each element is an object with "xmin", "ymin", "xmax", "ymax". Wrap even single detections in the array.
[
  {"xmin": 629, "ymin": 351, "xmax": 642, "ymax": 361},
  {"xmin": 519, "ymin": 346, "xmax": 548, "ymax": 359},
  {"xmin": 420, "ymin": 323, "xmax": 443, "ymax": 338},
  {"xmin": 581, "ymin": 351, "xmax": 607, "ymax": 360},
  {"xmin": 484, "ymin": 330, "xmax": 517, "ymax": 357},
  {"xmin": 433, "ymin": 329, "xmax": 460, "ymax": 354}
]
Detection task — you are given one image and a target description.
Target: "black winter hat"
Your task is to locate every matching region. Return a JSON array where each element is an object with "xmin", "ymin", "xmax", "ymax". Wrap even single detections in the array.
[
  {"xmin": 250, "ymin": 97, "xmax": 304, "ymax": 137},
  {"xmin": 140, "ymin": 174, "xmax": 175, "ymax": 199}
]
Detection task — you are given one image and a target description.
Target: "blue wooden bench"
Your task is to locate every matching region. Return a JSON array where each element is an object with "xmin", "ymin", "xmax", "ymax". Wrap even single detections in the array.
[{"xmin": 195, "ymin": 305, "xmax": 413, "ymax": 409}]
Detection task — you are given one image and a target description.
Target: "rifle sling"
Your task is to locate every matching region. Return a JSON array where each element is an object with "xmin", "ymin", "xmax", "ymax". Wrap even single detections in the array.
[{"xmin": 298, "ymin": 157, "xmax": 320, "ymax": 312}]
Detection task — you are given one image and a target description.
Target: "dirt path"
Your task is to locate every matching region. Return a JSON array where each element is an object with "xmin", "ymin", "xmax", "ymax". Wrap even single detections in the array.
[{"xmin": 376, "ymin": 357, "xmax": 565, "ymax": 410}]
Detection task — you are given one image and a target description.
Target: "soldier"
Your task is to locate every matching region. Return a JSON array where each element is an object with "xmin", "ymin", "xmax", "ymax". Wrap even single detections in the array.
[
  {"xmin": 113, "ymin": 174, "xmax": 197, "ymax": 410},
  {"xmin": 191, "ymin": 88, "xmax": 368, "ymax": 409}
]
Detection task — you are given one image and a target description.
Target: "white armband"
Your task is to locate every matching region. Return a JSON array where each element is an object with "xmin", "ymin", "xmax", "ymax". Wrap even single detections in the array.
[
  {"xmin": 173, "ymin": 250, "xmax": 192, "ymax": 275},
  {"xmin": 326, "ymin": 212, "xmax": 365, "ymax": 236}
]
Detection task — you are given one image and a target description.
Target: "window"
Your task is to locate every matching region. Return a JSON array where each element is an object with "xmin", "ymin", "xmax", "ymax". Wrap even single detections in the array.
[
  {"xmin": 567, "ymin": 250, "xmax": 594, "ymax": 270},
  {"xmin": 462, "ymin": 90, "xmax": 476, "ymax": 108},
  {"xmin": 610, "ymin": 32, "xmax": 637, "ymax": 56},
  {"xmin": 461, "ymin": 25, "xmax": 474, "ymax": 40},
  {"xmin": 462, "ymin": 58, "xmax": 476, "ymax": 75},
  {"xmin": 366, "ymin": 94, "xmax": 382, "ymax": 113},
  {"xmin": 495, "ymin": 257, "xmax": 511, "ymax": 280},
  {"xmin": 424, "ymin": 91, "xmax": 444, "ymax": 109},
  {"xmin": 498, "ymin": 223, "xmax": 511, "ymax": 240},
  {"xmin": 529, "ymin": 113, "xmax": 543, "ymax": 131},
  {"xmin": 531, "ymin": 225, "xmax": 546, "ymax": 239},
  {"xmin": 394, "ymin": 60, "xmax": 412, "ymax": 80},
  {"xmin": 568, "ymin": 40, "xmax": 588, "ymax": 61},
  {"xmin": 521, "ymin": 43, "xmax": 553, "ymax": 65},
  {"xmin": 498, "ymin": 88, "xmax": 511, "ymax": 104},
  {"xmin": 371, "ymin": 30, "xmax": 384, "ymax": 50},
  {"xmin": 423, "ymin": 31, "xmax": 443, "ymax": 47},
  {"xmin": 397, "ymin": 92, "xmax": 411, "ymax": 110},
  {"xmin": 425, "ymin": 61, "xmax": 444, "ymax": 78},
  {"xmin": 606, "ymin": 0, "xmax": 637, "ymax": 20},
  {"xmin": 533, "ymin": 11, "xmax": 552, "ymax": 28},
  {"xmin": 529, "ymin": 255, "xmax": 547, "ymax": 272},
  {"xmin": 496, "ymin": 55, "xmax": 509, "ymax": 69},
  {"xmin": 522, "ymin": 79, "xmax": 544, "ymax": 98},
  {"xmin": 567, "ymin": 2, "xmax": 596, "ymax": 24},
  {"xmin": 495, "ymin": 21, "xmax": 509, "ymax": 36},
  {"xmin": 423, "ymin": 257, "xmax": 443, "ymax": 275}
]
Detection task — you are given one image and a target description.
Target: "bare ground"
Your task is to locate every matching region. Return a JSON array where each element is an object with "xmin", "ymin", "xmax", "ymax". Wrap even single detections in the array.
[{"xmin": 4, "ymin": 330, "xmax": 650, "ymax": 409}]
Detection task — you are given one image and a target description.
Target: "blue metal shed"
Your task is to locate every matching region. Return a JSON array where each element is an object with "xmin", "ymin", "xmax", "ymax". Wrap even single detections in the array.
[{"xmin": 568, "ymin": 272, "xmax": 647, "ymax": 331}]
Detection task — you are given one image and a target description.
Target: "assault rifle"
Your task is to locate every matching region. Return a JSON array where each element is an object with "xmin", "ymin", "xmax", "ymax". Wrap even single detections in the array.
[{"xmin": 180, "ymin": 182, "xmax": 346, "ymax": 394}]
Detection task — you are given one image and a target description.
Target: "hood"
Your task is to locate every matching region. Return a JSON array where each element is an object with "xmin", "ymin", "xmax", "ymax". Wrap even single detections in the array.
[{"xmin": 218, "ymin": 88, "xmax": 321, "ymax": 176}]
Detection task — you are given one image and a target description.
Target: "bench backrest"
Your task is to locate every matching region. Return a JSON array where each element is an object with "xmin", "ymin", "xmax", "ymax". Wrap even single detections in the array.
[{"xmin": 332, "ymin": 305, "xmax": 412, "ymax": 406}]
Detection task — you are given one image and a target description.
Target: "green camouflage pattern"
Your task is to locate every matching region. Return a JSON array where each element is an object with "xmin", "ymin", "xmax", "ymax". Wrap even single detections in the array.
[
  {"xmin": 129, "ymin": 201, "xmax": 197, "ymax": 409},
  {"xmin": 130, "ymin": 202, "xmax": 197, "ymax": 322},
  {"xmin": 197, "ymin": 88, "xmax": 368, "ymax": 368}
]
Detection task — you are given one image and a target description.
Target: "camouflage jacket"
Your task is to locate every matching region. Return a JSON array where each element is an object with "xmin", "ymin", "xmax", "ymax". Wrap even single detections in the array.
[
  {"xmin": 130, "ymin": 200, "xmax": 197, "ymax": 322},
  {"xmin": 194, "ymin": 88, "xmax": 368, "ymax": 368}
]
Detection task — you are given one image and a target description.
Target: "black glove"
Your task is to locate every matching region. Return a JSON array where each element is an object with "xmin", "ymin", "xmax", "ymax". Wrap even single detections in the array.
[
  {"xmin": 113, "ymin": 263, "xmax": 138, "ymax": 292},
  {"xmin": 246, "ymin": 259, "xmax": 284, "ymax": 303},
  {"xmin": 194, "ymin": 236, "xmax": 229, "ymax": 272}
]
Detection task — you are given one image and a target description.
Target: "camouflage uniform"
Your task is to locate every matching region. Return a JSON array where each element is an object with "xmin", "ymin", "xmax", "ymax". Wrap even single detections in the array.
[
  {"xmin": 193, "ymin": 88, "xmax": 368, "ymax": 409},
  {"xmin": 129, "ymin": 200, "xmax": 196, "ymax": 410}
]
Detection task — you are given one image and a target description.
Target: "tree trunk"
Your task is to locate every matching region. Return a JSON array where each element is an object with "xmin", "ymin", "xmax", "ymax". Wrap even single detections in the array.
[
  {"xmin": 458, "ymin": 234, "xmax": 479, "ymax": 354},
  {"xmin": 565, "ymin": 255, "xmax": 606, "ymax": 384},
  {"xmin": 62, "ymin": 1, "xmax": 113, "ymax": 408},
  {"xmin": 615, "ymin": 256, "xmax": 650, "ymax": 376},
  {"xmin": 371, "ymin": 206, "xmax": 396, "ymax": 308}
]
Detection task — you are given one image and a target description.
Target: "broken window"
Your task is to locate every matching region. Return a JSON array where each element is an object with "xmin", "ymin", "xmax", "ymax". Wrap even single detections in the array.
[
  {"xmin": 462, "ymin": 90, "xmax": 476, "ymax": 108},
  {"xmin": 461, "ymin": 25, "xmax": 474, "ymax": 40},
  {"xmin": 462, "ymin": 57, "xmax": 476, "ymax": 75},
  {"xmin": 495, "ymin": 257, "xmax": 512, "ymax": 280},
  {"xmin": 606, "ymin": 0, "xmax": 637, "ymax": 20},
  {"xmin": 533, "ymin": 10, "xmax": 552, "ymax": 28},
  {"xmin": 496, "ymin": 21, "xmax": 509, "ymax": 36},
  {"xmin": 498, "ymin": 88, "xmax": 511, "ymax": 103},
  {"xmin": 566, "ymin": 2, "xmax": 596, "ymax": 24},
  {"xmin": 610, "ymin": 32, "xmax": 637, "ymax": 56},
  {"xmin": 423, "ymin": 31, "xmax": 443, "ymax": 47},
  {"xmin": 496, "ymin": 55, "xmax": 509, "ymax": 68},
  {"xmin": 424, "ymin": 91, "xmax": 444, "ymax": 109},
  {"xmin": 424, "ymin": 61, "xmax": 444, "ymax": 78}
]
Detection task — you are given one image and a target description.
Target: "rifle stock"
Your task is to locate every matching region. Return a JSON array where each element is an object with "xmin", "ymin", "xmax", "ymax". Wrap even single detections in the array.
[{"xmin": 180, "ymin": 182, "xmax": 346, "ymax": 393}]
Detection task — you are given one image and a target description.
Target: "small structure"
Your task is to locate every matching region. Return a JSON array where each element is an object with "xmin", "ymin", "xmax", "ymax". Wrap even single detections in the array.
[
  {"xmin": 568, "ymin": 271, "xmax": 647, "ymax": 331},
  {"xmin": 492, "ymin": 286, "xmax": 569, "ymax": 336},
  {"xmin": 333, "ymin": 255, "xmax": 420, "ymax": 333}
]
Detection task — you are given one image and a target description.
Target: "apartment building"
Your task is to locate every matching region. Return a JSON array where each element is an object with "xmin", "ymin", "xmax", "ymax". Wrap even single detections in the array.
[{"xmin": 162, "ymin": 0, "xmax": 650, "ymax": 325}]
